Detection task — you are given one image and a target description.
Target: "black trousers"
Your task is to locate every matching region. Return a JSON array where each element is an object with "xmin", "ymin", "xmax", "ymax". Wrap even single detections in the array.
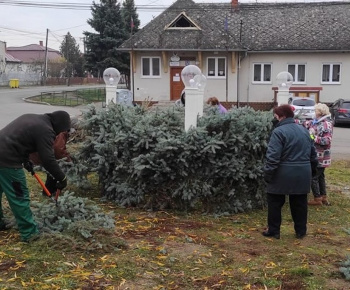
[
  {"xmin": 311, "ymin": 167, "xmax": 326, "ymax": 198},
  {"xmin": 267, "ymin": 193, "xmax": 308, "ymax": 236}
]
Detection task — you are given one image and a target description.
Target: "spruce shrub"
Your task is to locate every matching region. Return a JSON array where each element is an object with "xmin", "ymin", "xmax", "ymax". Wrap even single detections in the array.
[
  {"xmin": 76, "ymin": 104, "xmax": 273, "ymax": 213},
  {"xmin": 31, "ymin": 192, "xmax": 115, "ymax": 238}
]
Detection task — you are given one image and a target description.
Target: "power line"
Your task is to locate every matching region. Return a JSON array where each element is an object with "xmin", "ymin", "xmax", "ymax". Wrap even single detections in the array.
[{"xmin": 0, "ymin": 0, "xmax": 349, "ymax": 11}]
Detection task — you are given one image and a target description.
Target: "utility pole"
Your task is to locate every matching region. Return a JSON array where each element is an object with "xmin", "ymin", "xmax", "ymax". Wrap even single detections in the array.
[
  {"xmin": 43, "ymin": 28, "xmax": 49, "ymax": 86},
  {"xmin": 66, "ymin": 34, "xmax": 70, "ymax": 86}
]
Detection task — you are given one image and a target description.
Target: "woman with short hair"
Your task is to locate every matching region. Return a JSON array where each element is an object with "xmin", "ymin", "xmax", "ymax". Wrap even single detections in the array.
[
  {"xmin": 206, "ymin": 97, "xmax": 227, "ymax": 114},
  {"xmin": 263, "ymin": 104, "xmax": 318, "ymax": 239}
]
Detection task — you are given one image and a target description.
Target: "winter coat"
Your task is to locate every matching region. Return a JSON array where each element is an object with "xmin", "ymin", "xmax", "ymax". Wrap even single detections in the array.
[
  {"xmin": 29, "ymin": 131, "xmax": 71, "ymax": 165},
  {"xmin": 0, "ymin": 111, "xmax": 71, "ymax": 181},
  {"xmin": 304, "ymin": 115, "xmax": 333, "ymax": 168},
  {"xmin": 264, "ymin": 118, "xmax": 317, "ymax": 195},
  {"xmin": 218, "ymin": 104, "xmax": 228, "ymax": 114}
]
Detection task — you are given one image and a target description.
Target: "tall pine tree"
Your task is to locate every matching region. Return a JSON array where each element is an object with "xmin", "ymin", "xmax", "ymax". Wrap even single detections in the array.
[
  {"xmin": 84, "ymin": 0, "xmax": 140, "ymax": 80},
  {"xmin": 122, "ymin": 0, "xmax": 140, "ymax": 35},
  {"xmin": 84, "ymin": 0, "xmax": 128, "ymax": 78},
  {"xmin": 60, "ymin": 32, "xmax": 84, "ymax": 78}
]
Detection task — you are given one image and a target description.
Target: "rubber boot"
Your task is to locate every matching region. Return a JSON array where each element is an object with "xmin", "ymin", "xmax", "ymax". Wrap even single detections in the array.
[
  {"xmin": 321, "ymin": 195, "xmax": 330, "ymax": 206},
  {"xmin": 308, "ymin": 197, "xmax": 323, "ymax": 206}
]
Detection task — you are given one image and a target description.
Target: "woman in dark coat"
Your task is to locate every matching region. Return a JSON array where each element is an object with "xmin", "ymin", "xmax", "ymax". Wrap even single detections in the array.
[{"xmin": 263, "ymin": 105, "xmax": 318, "ymax": 239}]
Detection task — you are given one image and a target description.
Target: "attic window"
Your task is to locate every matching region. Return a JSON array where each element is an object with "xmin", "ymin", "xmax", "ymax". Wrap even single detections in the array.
[{"xmin": 165, "ymin": 12, "xmax": 201, "ymax": 30}]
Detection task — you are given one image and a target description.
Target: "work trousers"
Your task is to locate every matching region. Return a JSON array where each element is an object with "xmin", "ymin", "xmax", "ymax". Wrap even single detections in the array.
[
  {"xmin": 267, "ymin": 193, "xmax": 308, "ymax": 236},
  {"xmin": 311, "ymin": 167, "xmax": 326, "ymax": 198},
  {"xmin": 0, "ymin": 167, "xmax": 39, "ymax": 241}
]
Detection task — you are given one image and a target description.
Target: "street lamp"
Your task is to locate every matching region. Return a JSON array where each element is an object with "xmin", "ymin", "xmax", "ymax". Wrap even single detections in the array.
[
  {"xmin": 103, "ymin": 67, "xmax": 121, "ymax": 105},
  {"xmin": 276, "ymin": 71, "xmax": 293, "ymax": 105},
  {"xmin": 181, "ymin": 65, "xmax": 206, "ymax": 131}
]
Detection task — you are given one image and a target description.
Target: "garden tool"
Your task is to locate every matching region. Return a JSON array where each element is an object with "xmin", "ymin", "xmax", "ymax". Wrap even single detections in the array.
[
  {"xmin": 32, "ymin": 171, "xmax": 59, "ymax": 206},
  {"xmin": 25, "ymin": 161, "xmax": 58, "ymax": 206}
]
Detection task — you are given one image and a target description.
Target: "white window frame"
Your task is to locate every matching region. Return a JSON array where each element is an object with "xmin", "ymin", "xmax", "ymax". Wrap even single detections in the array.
[
  {"xmin": 287, "ymin": 64, "xmax": 306, "ymax": 84},
  {"xmin": 141, "ymin": 57, "xmax": 161, "ymax": 78},
  {"xmin": 252, "ymin": 63, "xmax": 272, "ymax": 84},
  {"xmin": 206, "ymin": 57, "xmax": 226, "ymax": 78},
  {"xmin": 321, "ymin": 63, "xmax": 341, "ymax": 84}
]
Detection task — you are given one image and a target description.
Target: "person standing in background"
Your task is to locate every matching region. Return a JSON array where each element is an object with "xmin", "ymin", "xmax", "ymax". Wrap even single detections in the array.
[
  {"xmin": 304, "ymin": 103, "xmax": 333, "ymax": 206},
  {"xmin": 206, "ymin": 97, "xmax": 228, "ymax": 114},
  {"xmin": 263, "ymin": 105, "xmax": 317, "ymax": 239}
]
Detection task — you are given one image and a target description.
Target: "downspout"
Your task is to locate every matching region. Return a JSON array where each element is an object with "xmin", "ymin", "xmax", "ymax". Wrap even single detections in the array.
[
  {"xmin": 237, "ymin": 52, "xmax": 240, "ymax": 107},
  {"xmin": 226, "ymin": 49, "xmax": 229, "ymax": 102}
]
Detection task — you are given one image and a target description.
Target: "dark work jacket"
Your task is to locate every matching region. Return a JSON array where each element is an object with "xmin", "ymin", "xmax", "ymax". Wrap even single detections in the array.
[
  {"xmin": 30, "ymin": 131, "xmax": 71, "ymax": 165},
  {"xmin": 0, "ymin": 112, "xmax": 70, "ymax": 181},
  {"xmin": 264, "ymin": 118, "xmax": 317, "ymax": 195}
]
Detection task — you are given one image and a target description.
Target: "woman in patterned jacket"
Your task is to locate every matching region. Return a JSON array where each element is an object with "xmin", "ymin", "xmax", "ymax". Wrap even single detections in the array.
[{"xmin": 304, "ymin": 103, "xmax": 333, "ymax": 205}]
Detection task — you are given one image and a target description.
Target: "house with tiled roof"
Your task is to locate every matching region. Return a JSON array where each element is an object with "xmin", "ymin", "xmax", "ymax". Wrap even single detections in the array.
[
  {"xmin": 119, "ymin": 0, "xmax": 350, "ymax": 107},
  {"xmin": 2, "ymin": 41, "xmax": 62, "ymax": 86},
  {"xmin": 6, "ymin": 41, "xmax": 61, "ymax": 63}
]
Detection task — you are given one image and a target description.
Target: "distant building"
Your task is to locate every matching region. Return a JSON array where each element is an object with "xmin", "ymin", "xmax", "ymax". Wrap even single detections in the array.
[
  {"xmin": 6, "ymin": 41, "xmax": 61, "ymax": 63},
  {"xmin": 1, "ymin": 41, "xmax": 63, "ymax": 86}
]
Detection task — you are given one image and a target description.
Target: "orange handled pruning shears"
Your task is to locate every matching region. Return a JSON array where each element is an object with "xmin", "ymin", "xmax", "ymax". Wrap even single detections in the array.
[{"xmin": 30, "ymin": 170, "xmax": 60, "ymax": 206}]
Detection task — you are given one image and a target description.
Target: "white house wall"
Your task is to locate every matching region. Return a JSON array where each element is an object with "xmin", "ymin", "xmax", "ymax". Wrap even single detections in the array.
[
  {"xmin": 133, "ymin": 51, "xmax": 169, "ymax": 102},
  {"xmin": 133, "ymin": 51, "xmax": 238, "ymax": 103},
  {"xmin": 0, "ymin": 41, "xmax": 6, "ymax": 81},
  {"xmin": 201, "ymin": 52, "xmax": 237, "ymax": 103},
  {"xmin": 239, "ymin": 52, "xmax": 350, "ymax": 103}
]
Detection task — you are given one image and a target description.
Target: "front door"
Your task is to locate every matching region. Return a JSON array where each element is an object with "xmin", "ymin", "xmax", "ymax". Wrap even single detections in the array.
[{"xmin": 170, "ymin": 67, "xmax": 185, "ymax": 101}]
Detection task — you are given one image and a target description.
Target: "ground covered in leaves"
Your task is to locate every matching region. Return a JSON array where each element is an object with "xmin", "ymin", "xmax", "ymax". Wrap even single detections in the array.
[{"xmin": 0, "ymin": 161, "xmax": 350, "ymax": 289}]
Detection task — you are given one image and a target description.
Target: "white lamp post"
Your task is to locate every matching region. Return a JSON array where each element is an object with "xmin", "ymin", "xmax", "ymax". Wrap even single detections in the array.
[
  {"xmin": 181, "ymin": 65, "xmax": 206, "ymax": 131},
  {"xmin": 103, "ymin": 67, "xmax": 121, "ymax": 105},
  {"xmin": 276, "ymin": 71, "xmax": 293, "ymax": 106}
]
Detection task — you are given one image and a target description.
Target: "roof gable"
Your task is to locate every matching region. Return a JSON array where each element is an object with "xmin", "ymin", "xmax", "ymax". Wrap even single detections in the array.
[{"xmin": 165, "ymin": 12, "xmax": 201, "ymax": 30}]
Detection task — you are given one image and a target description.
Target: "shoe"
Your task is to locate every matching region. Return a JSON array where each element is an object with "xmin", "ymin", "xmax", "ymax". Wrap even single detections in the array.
[
  {"xmin": 296, "ymin": 233, "xmax": 306, "ymax": 239},
  {"xmin": 321, "ymin": 195, "xmax": 331, "ymax": 206},
  {"xmin": 308, "ymin": 197, "xmax": 323, "ymax": 206},
  {"xmin": 0, "ymin": 221, "xmax": 12, "ymax": 231},
  {"xmin": 0, "ymin": 223, "xmax": 9, "ymax": 231},
  {"xmin": 23, "ymin": 232, "xmax": 41, "ymax": 244},
  {"xmin": 262, "ymin": 230, "xmax": 280, "ymax": 239}
]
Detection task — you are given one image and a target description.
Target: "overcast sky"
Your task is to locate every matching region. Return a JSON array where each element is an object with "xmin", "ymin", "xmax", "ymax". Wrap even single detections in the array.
[{"xmin": 0, "ymin": 0, "xmax": 344, "ymax": 51}]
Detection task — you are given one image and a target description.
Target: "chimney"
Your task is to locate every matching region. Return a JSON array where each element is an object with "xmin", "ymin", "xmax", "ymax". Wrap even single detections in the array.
[
  {"xmin": 231, "ymin": 0, "xmax": 239, "ymax": 11},
  {"xmin": 39, "ymin": 41, "xmax": 43, "ymax": 46}
]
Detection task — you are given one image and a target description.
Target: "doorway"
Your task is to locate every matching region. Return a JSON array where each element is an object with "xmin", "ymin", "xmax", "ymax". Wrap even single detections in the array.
[{"xmin": 170, "ymin": 67, "xmax": 185, "ymax": 101}]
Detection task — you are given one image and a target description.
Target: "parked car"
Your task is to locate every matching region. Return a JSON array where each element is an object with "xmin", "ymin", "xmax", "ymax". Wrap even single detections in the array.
[
  {"xmin": 288, "ymin": 97, "xmax": 315, "ymax": 120},
  {"xmin": 116, "ymin": 89, "xmax": 133, "ymax": 107},
  {"xmin": 329, "ymin": 99, "xmax": 350, "ymax": 126}
]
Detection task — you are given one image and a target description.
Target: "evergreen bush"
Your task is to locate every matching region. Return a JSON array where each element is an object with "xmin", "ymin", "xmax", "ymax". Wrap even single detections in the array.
[
  {"xmin": 31, "ymin": 192, "xmax": 115, "ymax": 239},
  {"xmin": 76, "ymin": 104, "xmax": 273, "ymax": 213},
  {"xmin": 340, "ymin": 256, "xmax": 350, "ymax": 280}
]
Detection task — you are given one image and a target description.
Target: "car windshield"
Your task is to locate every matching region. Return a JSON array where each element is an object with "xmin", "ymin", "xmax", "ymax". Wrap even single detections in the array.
[
  {"xmin": 341, "ymin": 102, "xmax": 350, "ymax": 109},
  {"xmin": 292, "ymin": 99, "xmax": 315, "ymax": 106}
]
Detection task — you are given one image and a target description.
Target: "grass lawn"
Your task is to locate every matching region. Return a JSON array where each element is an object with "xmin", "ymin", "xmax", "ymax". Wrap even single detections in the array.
[{"xmin": 0, "ymin": 161, "xmax": 350, "ymax": 289}]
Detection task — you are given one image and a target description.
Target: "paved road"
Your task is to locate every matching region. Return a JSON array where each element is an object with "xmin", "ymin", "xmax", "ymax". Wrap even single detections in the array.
[
  {"xmin": 0, "ymin": 85, "xmax": 349, "ymax": 159},
  {"xmin": 0, "ymin": 85, "xmax": 103, "ymax": 128}
]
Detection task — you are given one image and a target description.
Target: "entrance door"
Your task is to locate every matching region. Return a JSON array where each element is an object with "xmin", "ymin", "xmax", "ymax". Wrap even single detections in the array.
[{"xmin": 170, "ymin": 67, "xmax": 185, "ymax": 101}]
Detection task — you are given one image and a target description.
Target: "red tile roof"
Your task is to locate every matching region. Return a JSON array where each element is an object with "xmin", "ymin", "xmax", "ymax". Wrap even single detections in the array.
[{"xmin": 7, "ymin": 44, "xmax": 62, "ymax": 63}]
